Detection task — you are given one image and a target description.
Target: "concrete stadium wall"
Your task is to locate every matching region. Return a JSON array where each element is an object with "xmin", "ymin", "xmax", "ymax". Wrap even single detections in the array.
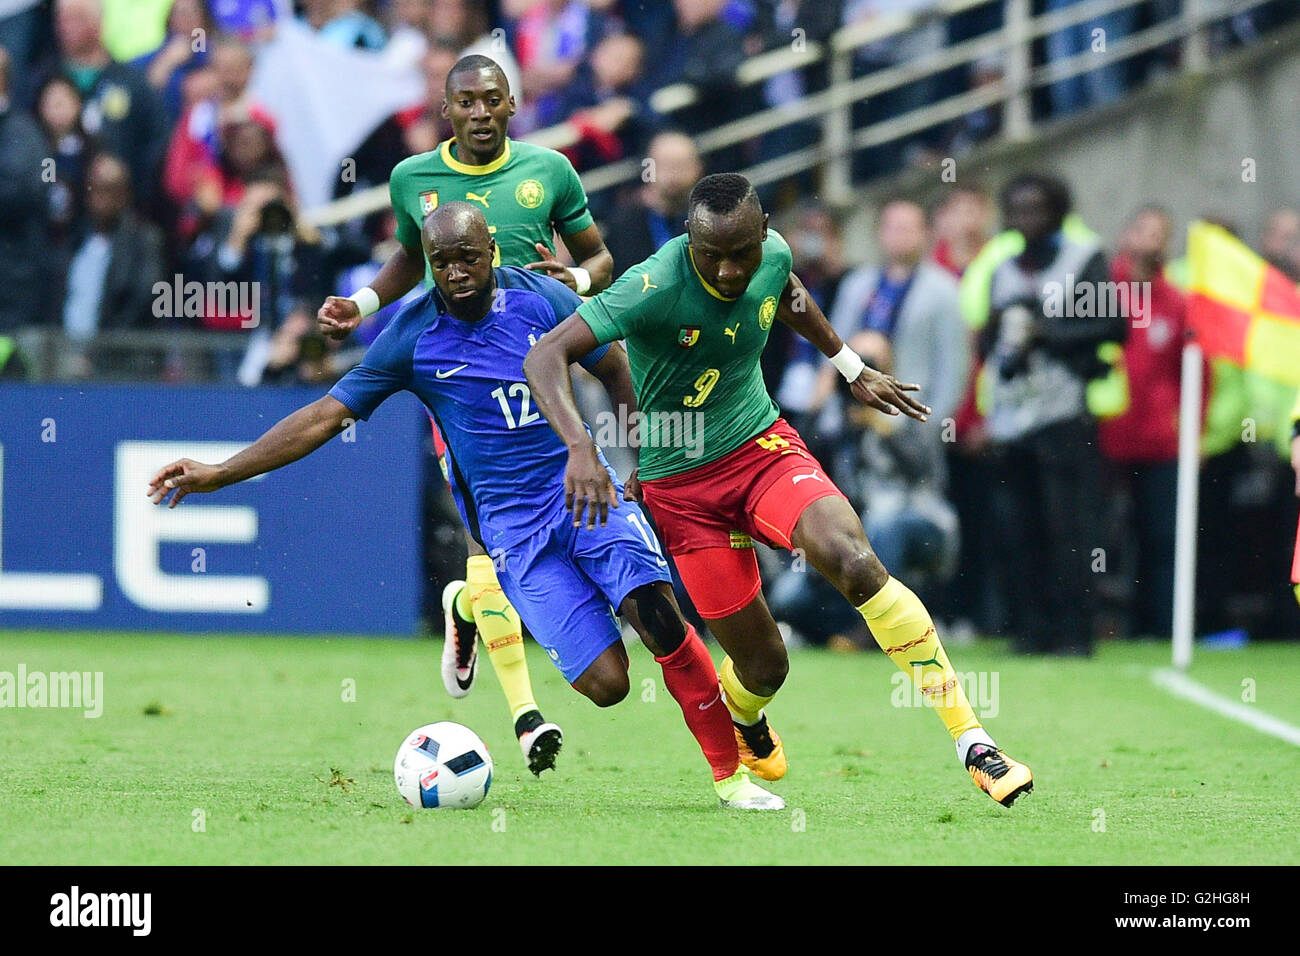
[{"xmin": 838, "ymin": 23, "xmax": 1300, "ymax": 260}]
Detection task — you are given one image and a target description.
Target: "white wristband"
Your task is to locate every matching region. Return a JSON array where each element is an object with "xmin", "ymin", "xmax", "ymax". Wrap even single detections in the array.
[
  {"xmin": 567, "ymin": 267, "xmax": 592, "ymax": 296},
  {"xmin": 830, "ymin": 344, "xmax": 866, "ymax": 382},
  {"xmin": 348, "ymin": 286, "xmax": 381, "ymax": 318}
]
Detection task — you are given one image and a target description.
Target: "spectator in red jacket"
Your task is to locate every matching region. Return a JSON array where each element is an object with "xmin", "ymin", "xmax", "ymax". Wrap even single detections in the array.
[
  {"xmin": 1098, "ymin": 205, "xmax": 1192, "ymax": 637},
  {"xmin": 552, "ymin": 31, "xmax": 651, "ymax": 170},
  {"xmin": 163, "ymin": 35, "xmax": 277, "ymax": 240}
]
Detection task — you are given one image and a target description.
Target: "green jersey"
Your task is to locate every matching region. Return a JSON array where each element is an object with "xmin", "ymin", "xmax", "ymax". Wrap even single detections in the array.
[
  {"xmin": 578, "ymin": 231, "xmax": 792, "ymax": 480},
  {"xmin": 389, "ymin": 138, "xmax": 595, "ymax": 277}
]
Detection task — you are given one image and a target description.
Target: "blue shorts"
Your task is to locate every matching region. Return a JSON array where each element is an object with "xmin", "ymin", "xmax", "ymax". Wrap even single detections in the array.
[{"xmin": 493, "ymin": 494, "xmax": 671, "ymax": 684}]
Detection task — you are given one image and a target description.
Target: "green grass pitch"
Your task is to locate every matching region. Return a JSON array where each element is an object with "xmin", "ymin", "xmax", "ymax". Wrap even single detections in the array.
[{"xmin": 2, "ymin": 630, "xmax": 1297, "ymax": 865}]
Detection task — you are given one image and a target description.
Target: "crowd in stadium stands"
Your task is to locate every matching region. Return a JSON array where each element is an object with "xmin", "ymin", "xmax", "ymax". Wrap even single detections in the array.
[
  {"xmin": 757, "ymin": 177, "xmax": 1300, "ymax": 653},
  {"xmin": 0, "ymin": 0, "xmax": 1297, "ymax": 648},
  {"xmin": 1, "ymin": 0, "xmax": 1298, "ymax": 360}
]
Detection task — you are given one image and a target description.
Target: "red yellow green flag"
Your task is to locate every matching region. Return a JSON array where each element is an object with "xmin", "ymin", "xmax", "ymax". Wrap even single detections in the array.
[{"xmin": 1187, "ymin": 221, "xmax": 1300, "ymax": 387}]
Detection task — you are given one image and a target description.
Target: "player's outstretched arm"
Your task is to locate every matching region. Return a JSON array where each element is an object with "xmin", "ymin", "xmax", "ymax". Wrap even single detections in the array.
[
  {"xmin": 523, "ymin": 314, "xmax": 618, "ymax": 528},
  {"xmin": 147, "ymin": 396, "xmax": 356, "ymax": 508},
  {"xmin": 777, "ymin": 273, "xmax": 931, "ymax": 422},
  {"xmin": 318, "ymin": 242, "xmax": 426, "ymax": 341}
]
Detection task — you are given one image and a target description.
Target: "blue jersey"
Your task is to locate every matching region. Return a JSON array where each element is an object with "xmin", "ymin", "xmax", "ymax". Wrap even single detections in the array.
[{"xmin": 329, "ymin": 266, "xmax": 609, "ymax": 552}]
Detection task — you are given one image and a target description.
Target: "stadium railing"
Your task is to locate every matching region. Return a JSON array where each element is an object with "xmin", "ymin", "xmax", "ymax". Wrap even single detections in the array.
[
  {"xmin": 304, "ymin": 0, "xmax": 1270, "ymax": 225},
  {"xmin": 14, "ymin": 0, "xmax": 1279, "ymax": 381},
  {"xmin": 11, "ymin": 327, "xmax": 252, "ymax": 383}
]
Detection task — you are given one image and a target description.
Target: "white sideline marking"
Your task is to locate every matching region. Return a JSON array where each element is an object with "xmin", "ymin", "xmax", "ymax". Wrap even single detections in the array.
[{"xmin": 1152, "ymin": 669, "xmax": 1300, "ymax": 747}]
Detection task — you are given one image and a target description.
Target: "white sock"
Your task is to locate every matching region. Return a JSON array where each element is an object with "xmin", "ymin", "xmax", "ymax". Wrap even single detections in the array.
[{"xmin": 955, "ymin": 727, "xmax": 997, "ymax": 765}]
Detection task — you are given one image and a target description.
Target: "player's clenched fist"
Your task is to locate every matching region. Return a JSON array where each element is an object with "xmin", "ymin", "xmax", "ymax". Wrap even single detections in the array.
[
  {"xmin": 565, "ymin": 443, "xmax": 618, "ymax": 529},
  {"xmin": 848, "ymin": 366, "xmax": 931, "ymax": 422},
  {"xmin": 317, "ymin": 296, "xmax": 362, "ymax": 341},
  {"xmin": 147, "ymin": 459, "xmax": 226, "ymax": 508}
]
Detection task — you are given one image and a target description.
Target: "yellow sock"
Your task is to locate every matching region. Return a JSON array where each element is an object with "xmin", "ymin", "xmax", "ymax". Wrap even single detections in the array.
[
  {"xmin": 719, "ymin": 655, "xmax": 775, "ymax": 726},
  {"xmin": 858, "ymin": 576, "xmax": 981, "ymax": 740},
  {"xmin": 465, "ymin": 555, "xmax": 536, "ymax": 722},
  {"xmin": 454, "ymin": 578, "xmax": 474, "ymax": 620}
]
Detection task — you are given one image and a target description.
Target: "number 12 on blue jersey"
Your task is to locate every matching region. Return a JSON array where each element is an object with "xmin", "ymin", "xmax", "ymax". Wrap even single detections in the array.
[{"xmin": 492, "ymin": 383, "xmax": 541, "ymax": 429}]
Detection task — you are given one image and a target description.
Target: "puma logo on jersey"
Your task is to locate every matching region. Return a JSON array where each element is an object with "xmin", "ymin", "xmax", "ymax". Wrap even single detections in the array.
[
  {"xmin": 466, "ymin": 190, "xmax": 492, "ymax": 208},
  {"xmin": 435, "ymin": 364, "xmax": 469, "ymax": 378},
  {"xmin": 724, "ymin": 323, "xmax": 740, "ymax": 342},
  {"xmin": 791, "ymin": 472, "xmax": 823, "ymax": 485},
  {"xmin": 641, "ymin": 273, "xmax": 658, "ymax": 293}
]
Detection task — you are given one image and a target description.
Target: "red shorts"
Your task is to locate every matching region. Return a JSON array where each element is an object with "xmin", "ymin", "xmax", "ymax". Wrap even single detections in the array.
[
  {"xmin": 432, "ymin": 417, "xmax": 453, "ymax": 482},
  {"xmin": 638, "ymin": 418, "xmax": 846, "ymax": 618},
  {"xmin": 431, "ymin": 417, "xmax": 447, "ymax": 459}
]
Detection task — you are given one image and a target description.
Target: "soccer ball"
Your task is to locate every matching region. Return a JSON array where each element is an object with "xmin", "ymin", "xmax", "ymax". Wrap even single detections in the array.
[{"xmin": 394, "ymin": 721, "xmax": 493, "ymax": 809}]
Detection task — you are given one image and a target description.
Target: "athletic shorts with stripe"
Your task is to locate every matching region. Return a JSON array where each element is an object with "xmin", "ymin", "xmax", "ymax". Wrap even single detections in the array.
[
  {"xmin": 433, "ymin": 409, "xmax": 669, "ymax": 681},
  {"xmin": 637, "ymin": 417, "xmax": 847, "ymax": 619}
]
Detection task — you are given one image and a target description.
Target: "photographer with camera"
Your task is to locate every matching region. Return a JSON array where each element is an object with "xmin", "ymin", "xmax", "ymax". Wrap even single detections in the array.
[
  {"xmin": 259, "ymin": 306, "xmax": 352, "ymax": 386},
  {"xmin": 188, "ymin": 164, "xmax": 330, "ymax": 384},
  {"xmin": 979, "ymin": 174, "xmax": 1127, "ymax": 656}
]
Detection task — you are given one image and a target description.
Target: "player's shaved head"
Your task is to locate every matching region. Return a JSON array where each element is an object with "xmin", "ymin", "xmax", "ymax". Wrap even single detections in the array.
[
  {"xmin": 445, "ymin": 54, "xmax": 509, "ymax": 98},
  {"xmin": 423, "ymin": 200, "xmax": 492, "ymax": 249},
  {"xmin": 422, "ymin": 202, "xmax": 497, "ymax": 319}
]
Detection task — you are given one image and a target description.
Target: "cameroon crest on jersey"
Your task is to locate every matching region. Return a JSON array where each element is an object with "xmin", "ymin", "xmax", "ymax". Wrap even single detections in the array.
[
  {"xmin": 678, "ymin": 326, "xmax": 701, "ymax": 348},
  {"xmin": 420, "ymin": 190, "xmax": 439, "ymax": 216},
  {"xmin": 515, "ymin": 179, "xmax": 545, "ymax": 209}
]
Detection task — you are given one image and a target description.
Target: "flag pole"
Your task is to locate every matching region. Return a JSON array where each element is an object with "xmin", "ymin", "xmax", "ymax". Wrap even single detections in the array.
[{"xmin": 1172, "ymin": 342, "xmax": 1203, "ymax": 670}]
